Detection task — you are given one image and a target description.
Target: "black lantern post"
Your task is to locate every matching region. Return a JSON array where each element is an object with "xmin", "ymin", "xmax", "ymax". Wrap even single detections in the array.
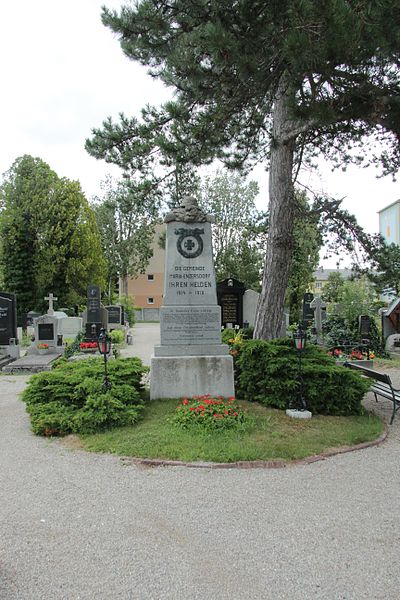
[
  {"xmin": 292, "ymin": 327, "xmax": 307, "ymax": 411},
  {"xmin": 97, "ymin": 327, "xmax": 112, "ymax": 390}
]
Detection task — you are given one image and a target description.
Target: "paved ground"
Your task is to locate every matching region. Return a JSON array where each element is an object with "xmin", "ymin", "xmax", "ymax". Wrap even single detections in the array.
[{"xmin": 1, "ymin": 323, "xmax": 400, "ymax": 600}]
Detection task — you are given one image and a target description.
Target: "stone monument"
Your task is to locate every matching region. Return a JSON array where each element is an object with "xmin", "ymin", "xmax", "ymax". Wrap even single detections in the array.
[
  {"xmin": 150, "ymin": 196, "xmax": 234, "ymax": 399},
  {"xmin": 217, "ymin": 278, "xmax": 246, "ymax": 328},
  {"xmin": 0, "ymin": 291, "xmax": 20, "ymax": 360},
  {"xmin": 81, "ymin": 285, "xmax": 108, "ymax": 339},
  {"xmin": 26, "ymin": 293, "xmax": 67, "ymax": 356}
]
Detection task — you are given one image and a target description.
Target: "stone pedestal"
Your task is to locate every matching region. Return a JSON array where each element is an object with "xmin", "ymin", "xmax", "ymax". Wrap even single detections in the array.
[{"xmin": 150, "ymin": 355, "xmax": 234, "ymax": 400}]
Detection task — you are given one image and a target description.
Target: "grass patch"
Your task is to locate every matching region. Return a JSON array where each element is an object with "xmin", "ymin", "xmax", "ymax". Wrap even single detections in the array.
[{"xmin": 79, "ymin": 399, "xmax": 384, "ymax": 463}]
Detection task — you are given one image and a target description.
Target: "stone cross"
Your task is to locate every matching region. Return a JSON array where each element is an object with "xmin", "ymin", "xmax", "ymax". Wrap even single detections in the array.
[
  {"xmin": 45, "ymin": 293, "xmax": 58, "ymax": 316},
  {"xmin": 310, "ymin": 296, "xmax": 326, "ymax": 337}
]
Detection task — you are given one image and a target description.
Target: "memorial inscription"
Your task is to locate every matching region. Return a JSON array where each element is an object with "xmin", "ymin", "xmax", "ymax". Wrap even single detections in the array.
[
  {"xmin": 0, "ymin": 292, "xmax": 17, "ymax": 346},
  {"xmin": 151, "ymin": 195, "xmax": 234, "ymax": 399}
]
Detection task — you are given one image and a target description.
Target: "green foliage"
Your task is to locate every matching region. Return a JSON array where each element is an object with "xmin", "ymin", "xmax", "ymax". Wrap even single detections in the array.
[
  {"xmin": 236, "ymin": 338, "xmax": 371, "ymax": 416},
  {"xmin": 118, "ymin": 294, "xmax": 136, "ymax": 326},
  {"xmin": 221, "ymin": 328, "xmax": 236, "ymax": 345},
  {"xmin": 91, "ymin": 176, "xmax": 159, "ymax": 302},
  {"xmin": 0, "ymin": 155, "xmax": 106, "ymax": 316},
  {"xmin": 198, "ymin": 169, "xmax": 266, "ymax": 290},
  {"xmin": 22, "ymin": 357, "xmax": 148, "ymax": 436},
  {"xmin": 110, "ymin": 329, "xmax": 125, "ymax": 344},
  {"xmin": 322, "ymin": 314, "xmax": 383, "ymax": 356},
  {"xmin": 80, "ymin": 397, "xmax": 383, "ymax": 463},
  {"xmin": 366, "ymin": 241, "xmax": 400, "ymax": 296},
  {"xmin": 286, "ymin": 192, "xmax": 322, "ymax": 320},
  {"xmin": 170, "ymin": 396, "xmax": 250, "ymax": 432},
  {"xmin": 87, "ymin": 0, "xmax": 400, "ymax": 340},
  {"xmin": 63, "ymin": 331, "xmax": 85, "ymax": 359},
  {"xmin": 321, "ymin": 271, "xmax": 346, "ymax": 303},
  {"xmin": 337, "ymin": 277, "xmax": 378, "ymax": 324}
]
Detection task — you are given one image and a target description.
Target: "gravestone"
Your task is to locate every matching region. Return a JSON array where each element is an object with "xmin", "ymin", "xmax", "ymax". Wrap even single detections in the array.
[
  {"xmin": 105, "ymin": 305, "xmax": 127, "ymax": 332},
  {"xmin": 0, "ymin": 292, "xmax": 20, "ymax": 360},
  {"xmin": 44, "ymin": 293, "xmax": 57, "ymax": 316},
  {"xmin": 310, "ymin": 296, "xmax": 326, "ymax": 342},
  {"xmin": 26, "ymin": 294, "xmax": 67, "ymax": 356},
  {"xmin": 58, "ymin": 316, "xmax": 83, "ymax": 339},
  {"xmin": 82, "ymin": 285, "xmax": 108, "ymax": 339},
  {"xmin": 151, "ymin": 196, "xmax": 234, "ymax": 399},
  {"xmin": 243, "ymin": 289, "xmax": 259, "ymax": 327},
  {"xmin": 302, "ymin": 292, "xmax": 314, "ymax": 327},
  {"xmin": 217, "ymin": 279, "xmax": 246, "ymax": 328},
  {"xmin": 359, "ymin": 315, "xmax": 371, "ymax": 340}
]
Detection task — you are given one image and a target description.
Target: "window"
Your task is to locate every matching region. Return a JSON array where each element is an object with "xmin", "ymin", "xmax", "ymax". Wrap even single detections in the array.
[
  {"xmin": 315, "ymin": 282, "xmax": 322, "ymax": 289},
  {"xmin": 147, "ymin": 274, "xmax": 154, "ymax": 281},
  {"xmin": 147, "ymin": 297, "xmax": 154, "ymax": 304}
]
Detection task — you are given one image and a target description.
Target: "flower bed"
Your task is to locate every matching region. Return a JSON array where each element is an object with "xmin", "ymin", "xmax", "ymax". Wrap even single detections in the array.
[
  {"xmin": 79, "ymin": 342, "xmax": 98, "ymax": 353},
  {"xmin": 170, "ymin": 395, "xmax": 249, "ymax": 431},
  {"xmin": 327, "ymin": 347, "xmax": 375, "ymax": 367}
]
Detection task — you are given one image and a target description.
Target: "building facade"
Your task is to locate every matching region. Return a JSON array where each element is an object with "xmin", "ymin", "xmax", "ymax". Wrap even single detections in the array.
[
  {"xmin": 378, "ymin": 199, "xmax": 400, "ymax": 245},
  {"xmin": 309, "ymin": 266, "xmax": 354, "ymax": 296},
  {"xmin": 124, "ymin": 223, "xmax": 166, "ymax": 312}
]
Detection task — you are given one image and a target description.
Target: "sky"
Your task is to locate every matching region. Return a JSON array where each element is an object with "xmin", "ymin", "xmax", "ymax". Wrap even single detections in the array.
[{"xmin": 1, "ymin": 1, "xmax": 399, "ymax": 267}]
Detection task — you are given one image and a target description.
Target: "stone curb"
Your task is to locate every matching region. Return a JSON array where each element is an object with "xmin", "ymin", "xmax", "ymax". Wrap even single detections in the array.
[{"xmin": 120, "ymin": 427, "xmax": 388, "ymax": 470}]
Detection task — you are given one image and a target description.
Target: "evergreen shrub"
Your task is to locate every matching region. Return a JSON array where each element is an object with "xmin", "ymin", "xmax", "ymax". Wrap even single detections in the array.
[
  {"xmin": 110, "ymin": 329, "xmax": 125, "ymax": 344},
  {"xmin": 22, "ymin": 357, "xmax": 148, "ymax": 436},
  {"xmin": 236, "ymin": 338, "xmax": 371, "ymax": 416}
]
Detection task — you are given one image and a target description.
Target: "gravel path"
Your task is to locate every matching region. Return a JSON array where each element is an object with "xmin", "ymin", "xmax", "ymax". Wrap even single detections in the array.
[{"xmin": 1, "ymin": 325, "xmax": 400, "ymax": 600}]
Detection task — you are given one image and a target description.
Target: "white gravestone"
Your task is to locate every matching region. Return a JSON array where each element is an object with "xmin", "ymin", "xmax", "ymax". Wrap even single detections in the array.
[
  {"xmin": 151, "ymin": 197, "xmax": 234, "ymax": 399},
  {"xmin": 58, "ymin": 317, "xmax": 83, "ymax": 338},
  {"xmin": 26, "ymin": 295, "xmax": 67, "ymax": 356},
  {"xmin": 243, "ymin": 289, "xmax": 259, "ymax": 327}
]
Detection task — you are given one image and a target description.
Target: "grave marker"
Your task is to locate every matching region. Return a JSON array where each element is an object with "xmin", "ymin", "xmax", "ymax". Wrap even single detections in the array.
[
  {"xmin": 310, "ymin": 296, "xmax": 326, "ymax": 341},
  {"xmin": 44, "ymin": 293, "xmax": 57, "ymax": 315},
  {"xmin": 0, "ymin": 292, "xmax": 17, "ymax": 346},
  {"xmin": 151, "ymin": 196, "xmax": 234, "ymax": 399}
]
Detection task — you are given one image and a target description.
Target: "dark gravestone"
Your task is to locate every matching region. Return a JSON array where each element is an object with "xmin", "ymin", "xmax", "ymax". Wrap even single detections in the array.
[
  {"xmin": 38, "ymin": 323, "xmax": 55, "ymax": 341},
  {"xmin": 217, "ymin": 279, "xmax": 246, "ymax": 328},
  {"xmin": 359, "ymin": 315, "xmax": 371, "ymax": 338},
  {"xmin": 106, "ymin": 305, "xmax": 122, "ymax": 325},
  {"xmin": 0, "ymin": 292, "xmax": 17, "ymax": 345},
  {"xmin": 85, "ymin": 285, "xmax": 103, "ymax": 340},
  {"xmin": 87, "ymin": 285, "xmax": 101, "ymax": 323},
  {"xmin": 302, "ymin": 293, "xmax": 314, "ymax": 327}
]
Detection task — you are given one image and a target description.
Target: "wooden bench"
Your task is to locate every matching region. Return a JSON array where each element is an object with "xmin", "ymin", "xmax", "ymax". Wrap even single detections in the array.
[{"xmin": 343, "ymin": 362, "xmax": 400, "ymax": 424}]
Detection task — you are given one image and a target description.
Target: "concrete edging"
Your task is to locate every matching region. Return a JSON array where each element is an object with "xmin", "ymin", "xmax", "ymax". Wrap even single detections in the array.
[{"xmin": 120, "ymin": 427, "xmax": 388, "ymax": 470}]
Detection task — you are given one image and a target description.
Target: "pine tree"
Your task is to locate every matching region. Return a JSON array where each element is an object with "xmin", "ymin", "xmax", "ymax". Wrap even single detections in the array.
[{"xmin": 86, "ymin": 0, "xmax": 400, "ymax": 339}]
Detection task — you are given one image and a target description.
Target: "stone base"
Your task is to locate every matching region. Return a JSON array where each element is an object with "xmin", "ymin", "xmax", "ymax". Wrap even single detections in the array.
[
  {"xmin": 0, "ymin": 345, "xmax": 20, "ymax": 360},
  {"xmin": 286, "ymin": 409, "xmax": 312, "ymax": 420},
  {"xmin": 26, "ymin": 346, "xmax": 64, "ymax": 356},
  {"xmin": 153, "ymin": 344, "xmax": 229, "ymax": 357},
  {"xmin": 150, "ymin": 355, "xmax": 234, "ymax": 400}
]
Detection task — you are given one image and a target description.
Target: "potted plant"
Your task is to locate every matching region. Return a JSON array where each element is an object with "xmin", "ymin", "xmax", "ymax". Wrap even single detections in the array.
[{"xmin": 37, "ymin": 343, "xmax": 49, "ymax": 355}]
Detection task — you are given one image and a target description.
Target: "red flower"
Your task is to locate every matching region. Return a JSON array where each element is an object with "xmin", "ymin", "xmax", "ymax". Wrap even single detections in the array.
[{"xmin": 182, "ymin": 399, "xmax": 189, "ymax": 405}]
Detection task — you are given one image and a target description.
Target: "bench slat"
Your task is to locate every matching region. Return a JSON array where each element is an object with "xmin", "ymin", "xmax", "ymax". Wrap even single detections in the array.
[{"xmin": 343, "ymin": 361, "xmax": 400, "ymax": 424}]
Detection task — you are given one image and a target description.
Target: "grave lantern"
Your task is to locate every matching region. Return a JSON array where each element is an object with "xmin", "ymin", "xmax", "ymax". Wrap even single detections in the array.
[
  {"xmin": 293, "ymin": 328, "xmax": 306, "ymax": 351},
  {"xmin": 292, "ymin": 327, "xmax": 307, "ymax": 411},
  {"xmin": 97, "ymin": 327, "xmax": 112, "ymax": 390}
]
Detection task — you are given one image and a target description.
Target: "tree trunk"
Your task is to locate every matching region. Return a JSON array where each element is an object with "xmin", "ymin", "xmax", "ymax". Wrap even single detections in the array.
[{"xmin": 254, "ymin": 77, "xmax": 296, "ymax": 340}]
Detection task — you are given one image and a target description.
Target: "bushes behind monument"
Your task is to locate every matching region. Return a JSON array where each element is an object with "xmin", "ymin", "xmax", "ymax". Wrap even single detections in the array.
[
  {"xmin": 236, "ymin": 338, "xmax": 371, "ymax": 416},
  {"xmin": 22, "ymin": 358, "xmax": 148, "ymax": 436}
]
